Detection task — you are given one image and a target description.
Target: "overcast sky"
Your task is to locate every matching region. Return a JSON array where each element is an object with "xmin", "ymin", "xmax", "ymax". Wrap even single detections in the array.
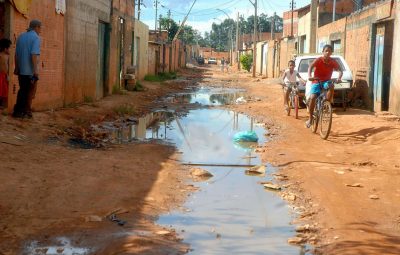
[{"xmin": 139, "ymin": 0, "xmax": 311, "ymax": 35}]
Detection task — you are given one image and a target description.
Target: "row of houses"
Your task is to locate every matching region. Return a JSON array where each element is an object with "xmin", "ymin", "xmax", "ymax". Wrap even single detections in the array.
[
  {"xmin": 0, "ymin": 0, "xmax": 186, "ymax": 113},
  {"xmin": 242, "ymin": 0, "xmax": 400, "ymax": 116}
]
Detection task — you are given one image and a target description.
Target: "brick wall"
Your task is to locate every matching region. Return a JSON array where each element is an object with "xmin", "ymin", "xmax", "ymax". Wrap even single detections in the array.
[
  {"xmin": 110, "ymin": 0, "xmax": 135, "ymax": 88},
  {"xmin": 64, "ymin": 0, "xmax": 111, "ymax": 104},
  {"xmin": 317, "ymin": 18, "xmax": 346, "ymax": 54},
  {"xmin": 9, "ymin": 1, "xmax": 64, "ymax": 111},
  {"xmin": 389, "ymin": 1, "xmax": 400, "ymax": 115},
  {"xmin": 345, "ymin": 7, "xmax": 376, "ymax": 107},
  {"xmin": 279, "ymin": 38, "xmax": 297, "ymax": 73}
]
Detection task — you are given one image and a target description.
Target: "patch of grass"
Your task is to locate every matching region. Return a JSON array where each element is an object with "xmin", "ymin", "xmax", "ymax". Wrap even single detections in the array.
[
  {"xmin": 73, "ymin": 118, "xmax": 89, "ymax": 126},
  {"xmin": 144, "ymin": 72, "xmax": 177, "ymax": 82},
  {"xmin": 65, "ymin": 102, "xmax": 79, "ymax": 109},
  {"xmin": 112, "ymin": 85, "xmax": 126, "ymax": 95},
  {"xmin": 83, "ymin": 96, "xmax": 94, "ymax": 103},
  {"xmin": 113, "ymin": 104, "xmax": 136, "ymax": 116},
  {"xmin": 134, "ymin": 81, "xmax": 145, "ymax": 91}
]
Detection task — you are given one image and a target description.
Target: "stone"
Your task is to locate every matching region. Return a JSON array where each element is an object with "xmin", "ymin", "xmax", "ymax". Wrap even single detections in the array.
[{"xmin": 263, "ymin": 182, "xmax": 281, "ymax": 191}]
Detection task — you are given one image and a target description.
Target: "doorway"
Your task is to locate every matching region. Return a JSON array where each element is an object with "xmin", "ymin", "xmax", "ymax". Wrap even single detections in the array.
[
  {"xmin": 372, "ymin": 21, "xmax": 393, "ymax": 112},
  {"xmin": 0, "ymin": 2, "xmax": 10, "ymax": 109},
  {"xmin": 117, "ymin": 17, "xmax": 125, "ymax": 88},
  {"xmin": 97, "ymin": 21, "xmax": 109, "ymax": 99}
]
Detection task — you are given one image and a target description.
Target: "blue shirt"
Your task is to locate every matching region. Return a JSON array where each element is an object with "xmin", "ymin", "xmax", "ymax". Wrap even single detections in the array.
[{"xmin": 15, "ymin": 30, "xmax": 41, "ymax": 76}]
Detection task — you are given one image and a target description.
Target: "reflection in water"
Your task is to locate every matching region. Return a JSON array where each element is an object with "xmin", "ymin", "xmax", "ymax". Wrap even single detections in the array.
[
  {"xmin": 91, "ymin": 88, "xmax": 309, "ymax": 254},
  {"xmin": 164, "ymin": 87, "xmax": 246, "ymax": 106}
]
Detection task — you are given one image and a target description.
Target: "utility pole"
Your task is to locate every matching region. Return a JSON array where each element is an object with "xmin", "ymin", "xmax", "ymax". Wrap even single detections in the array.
[
  {"xmin": 271, "ymin": 12, "xmax": 276, "ymax": 40},
  {"xmin": 333, "ymin": 0, "xmax": 337, "ymax": 22},
  {"xmin": 236, "ymin": 12, "xmax": 240, "ymax": 70},
  {"xmin": 249, "ymin": 0, "xmax": 257, "ymax": 78},
  {"xmin": 290, "ymin": 0, "xmax": 295, "ymax": 37},
  {"xmin": 138, "ymin": 0, "xmax": 141, "ymax": 20},
  {"xmin": 310, "ymin": 0, "xmax": 318, "ymax": 53},
  {"xmin": 154, "ymin": 0, "xmax": 159, "ymax": 32}
]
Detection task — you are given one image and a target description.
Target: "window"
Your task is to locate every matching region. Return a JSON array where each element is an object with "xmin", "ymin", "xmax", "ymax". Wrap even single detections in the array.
[{"xmin": 332, "ymin": 40, "xmax": 341, "ymax": 52}]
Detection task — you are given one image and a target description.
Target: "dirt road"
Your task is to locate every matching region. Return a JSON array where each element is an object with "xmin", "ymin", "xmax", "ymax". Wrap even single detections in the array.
[
  {"xmin": 1, "ymin": 65, "xmax": 400, "ymax": 254},
  {"xmin": 211, "ymin": 66, "xmax": 400, "ymax": 254}
]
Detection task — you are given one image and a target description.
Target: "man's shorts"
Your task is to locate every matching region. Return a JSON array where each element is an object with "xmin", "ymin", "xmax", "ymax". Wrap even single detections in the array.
[{"xmin": 310, "ymin": 81, "xmax": 334, "ymax": 96}]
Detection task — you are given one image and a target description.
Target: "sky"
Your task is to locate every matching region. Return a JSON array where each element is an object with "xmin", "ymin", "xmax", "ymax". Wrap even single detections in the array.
[{"xmin": 139, "ymin": 0, "xmax": 311, "ymax": 35}]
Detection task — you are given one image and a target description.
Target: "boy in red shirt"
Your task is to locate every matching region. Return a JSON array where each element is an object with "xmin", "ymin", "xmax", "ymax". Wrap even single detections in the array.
[{"xmin": 306, "ymin": 45, "xmax": 342, "ymax": 128}]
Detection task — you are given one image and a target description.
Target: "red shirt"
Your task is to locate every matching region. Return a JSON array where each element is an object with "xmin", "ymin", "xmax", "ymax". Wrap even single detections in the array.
[{"xmin": 313, "ymin": 57, "xmax": 339, "ymax": 83}]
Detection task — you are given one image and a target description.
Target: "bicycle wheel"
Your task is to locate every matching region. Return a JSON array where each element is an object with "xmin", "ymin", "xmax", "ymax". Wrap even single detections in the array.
[
  {"xmin": 320, "ymin": 100, "xmax": 333, "ymax": 139},
  {"xmin": 294, "ymin": 95, "xmax": 299, "ymax": 119},
  {"xmin": 287, "ymin": 94, "xmax": 292, "ymax": 116},
  {"xmin": 311, "ymin": 109, "xmax": 318, "ymax": 133}
]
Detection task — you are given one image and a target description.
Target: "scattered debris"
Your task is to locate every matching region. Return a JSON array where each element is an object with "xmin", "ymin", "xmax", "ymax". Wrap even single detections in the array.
[
  {"xmin": 262, "ymin": 182, "xmax": 281, "ymax": 191},
  {"xmin": 353, "ymin": 161, "xmax": 377, "ymax": 167},
  {"xmin": 281, "ymin": 192, "xmax": 296, "ymax": 201},
  {"xmin": 190, "ymin": 168, "xmax": 213, "ymax": 181},
  {"xmin": 156, "ymin": 230, "xmax": 171, "ymax": 236},
  {"xmin": 345, "ymin": 183, "xmax": 363, "ymax": 188},
  {"xmin": 108, "ymin": 214, "xmax": 126, "ymax": 226},
  {"xmin": 235, "ymin": 96, "xmax": 247, "ymax": 104},
  {"xmin": 85, "ymin": 215, "xmax": 102, "ymax": 222},
  {"xmin": 369, "ymin": 195, "xmax": 379, "ymax": 200},
  {"xmin": 295, "ymin": 224, "xmax": 316, "ymax": 233},
  {"xmin": 288, "ymin": 236, "xmax": 305, "ymax": 245},
  {"xmin": 245, "ymin": 165, "xmax": 266, "ymax": 176}
]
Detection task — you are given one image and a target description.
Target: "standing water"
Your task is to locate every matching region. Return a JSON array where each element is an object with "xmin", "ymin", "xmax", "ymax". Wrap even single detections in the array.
[{"xmin": 150, "ymin": 88, "xmax": 306, "ymax": 254}]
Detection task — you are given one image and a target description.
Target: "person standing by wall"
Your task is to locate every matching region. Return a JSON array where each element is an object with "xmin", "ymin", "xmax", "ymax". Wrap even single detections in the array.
[
  {"xmin": 0, "ymin": 38, "xmax": 11, "ymax": 109},
  {"xmin": 12, "ymin": 19, "xmax": 41, "ymax": 118}
]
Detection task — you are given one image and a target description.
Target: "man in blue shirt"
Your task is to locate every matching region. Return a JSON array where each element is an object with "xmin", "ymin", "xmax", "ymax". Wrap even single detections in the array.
[{"xmin": 12, "ymin": 19, "xmax": 41, "ymax": 118}]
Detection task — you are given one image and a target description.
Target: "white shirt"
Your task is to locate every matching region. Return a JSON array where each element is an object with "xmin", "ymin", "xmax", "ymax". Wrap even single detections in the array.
[{"xmin": 283, "ymin": 69, "xmax": 298, "ymax": 84}]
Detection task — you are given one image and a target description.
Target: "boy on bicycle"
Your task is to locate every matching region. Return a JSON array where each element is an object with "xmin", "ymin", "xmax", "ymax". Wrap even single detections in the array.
[
  {"xmin": 306, "ymin": 45, "xmax": 342, "ymax": 128},
  {"xmin": 281, "ymin": 60, "xmax": 306, "ymax": 114}
]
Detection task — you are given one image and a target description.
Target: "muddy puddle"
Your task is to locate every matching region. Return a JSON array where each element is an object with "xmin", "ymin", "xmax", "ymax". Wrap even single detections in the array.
[
  {"xmin": 101, "ymin": 87, "xmax": 307, "ymax": 254},
  {"xmin": 24, "ymin": 87, "xmax": 308, "ymax": 254}
]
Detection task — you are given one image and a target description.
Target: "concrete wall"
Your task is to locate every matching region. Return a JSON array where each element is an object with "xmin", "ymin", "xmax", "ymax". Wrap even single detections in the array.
[
  {"xmin": 317, "ymin": 18, "xmax": 347, "ymax": 54},
  {"xmin": 297, "ymin": 12, "xmax": 311, "ymax": 53},
  {"xmin": 148, "ymin": 43, "xmax": 159, "ymax": 75},
  {"xmin": 389, "ymin": 0, "xmax": 400, "ymax": 115},
  {"xmin": 109, "ymin": 0, "xmax": 135, "ymax": 91},
  {"xmin": 64, "ymin": 0, "xmax": 111, "ymax": 104},
  {"xmin": 345, "ymin": 6, "xmax": 376, "ymax": 108},
  {"xmin": 134, "ymin": 20, "xmax": 149, "ymax": 80},
  {"xmin": 8, "ymin": 1, "xmax": 64, "ymax": 111},
  {"xmin": 256, "ymin": 41, "xmax": 264, "ymax": 75},
  {"xmin": 279, "ymin": 38, "xmax": 297, "ymax": 73}
]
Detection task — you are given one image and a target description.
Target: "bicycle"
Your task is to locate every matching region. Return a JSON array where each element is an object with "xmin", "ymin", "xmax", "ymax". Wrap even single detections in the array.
[
  {"xmin": 285, "ymin": 81, "xmax": 301, "ymax": 119},
  {"xmin": 308, "ymin": 78, "xmax": 337, "ymax": 140}
]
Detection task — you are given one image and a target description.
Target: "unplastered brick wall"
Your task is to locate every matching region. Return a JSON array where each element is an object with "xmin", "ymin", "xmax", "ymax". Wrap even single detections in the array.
[{"xmin": 9, "ymin": 1, "xmax": 64, "ymax": 111}]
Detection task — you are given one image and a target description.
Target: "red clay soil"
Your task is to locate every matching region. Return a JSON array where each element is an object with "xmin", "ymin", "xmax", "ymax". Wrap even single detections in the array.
[{"xmin": 1, "ymin": 65, "xmax": 400, "ymax": 254}]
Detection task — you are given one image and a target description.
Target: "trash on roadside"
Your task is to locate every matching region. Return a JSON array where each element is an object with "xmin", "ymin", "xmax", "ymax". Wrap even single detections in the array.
[
  {"xmin": 369, "ymin": 195, "xmax": 379, "ymax": 200},
  {"xmin": 245, "ymin": 165, "xmax": 266, "ymax": 176},
  {"xmin": 346, "ymin": 183, "xmax": 363, "ymax": 188},
  {"xmin": 85, "ymin": 215, "xmax": 102, "ymax": 222},
  {"xmin": 262, "ymin": 182, "xmax": 281, "ymax": 191},
  {"xmin": 190, "ymin": 168, "xmax": 213, "ymax": 181},
  {"xmin": 235, "ymin": 96, "xmax": 247, "ymax": 104},
  {"xmin": 109, "ymin": 214, "xmax": 126, "ymax": 226},
  {"xmin": 233, "ymin": 131, "xmax": 259, "ymax": 142}
]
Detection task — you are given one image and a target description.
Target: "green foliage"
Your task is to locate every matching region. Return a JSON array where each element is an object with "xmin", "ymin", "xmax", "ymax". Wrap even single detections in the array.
[
  {"xmin": 83, "ymin": 96, "xmax": 93, "ymax": 103},
  {"xmin": 134, "ymin": 81, "xmax": 144, "ymax": 91},
  {"xmin": 113, "ymin": 104, "xmax": 136, "ymax": 116},
  {"xmin": 240, "ymin": 54, "xmax": 253, "ymax": 72},
  {"xmin": 144, "ymin": 72, "xmax": 177, "ymax": 82},
  {"xmin": 112, "ymin": 85, "xmax": 126, "ymax": 95}
]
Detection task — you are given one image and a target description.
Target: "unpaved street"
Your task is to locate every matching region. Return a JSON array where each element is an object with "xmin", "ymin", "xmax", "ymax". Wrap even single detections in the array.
[{"xmin": 1, "ymin": 65, "xmax": 400, "ymax": 254}]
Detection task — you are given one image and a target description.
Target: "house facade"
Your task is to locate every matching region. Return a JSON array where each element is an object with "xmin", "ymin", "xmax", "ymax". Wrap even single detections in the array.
[{"xmin": 1, "ymin": 0, "xmax": 65, "ymax": 112}]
